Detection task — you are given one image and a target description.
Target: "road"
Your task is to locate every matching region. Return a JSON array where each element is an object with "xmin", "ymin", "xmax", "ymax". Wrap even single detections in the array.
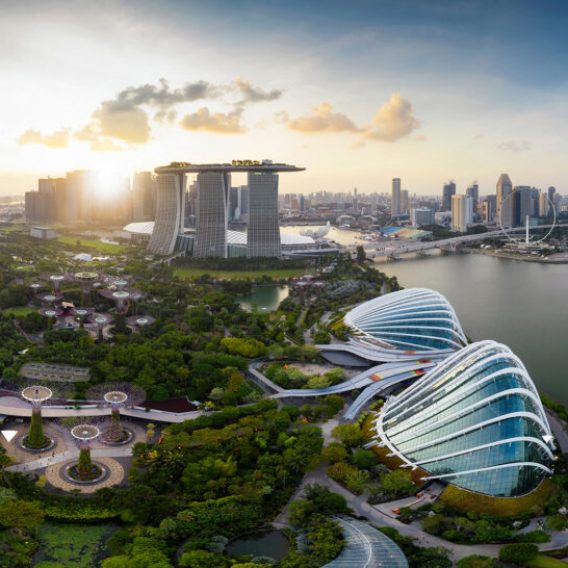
[{"xmin": 346, "ymin": 223, "xmax": 568, "ymax": 257}]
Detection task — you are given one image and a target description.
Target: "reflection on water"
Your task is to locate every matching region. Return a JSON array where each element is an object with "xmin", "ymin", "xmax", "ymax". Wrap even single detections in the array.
[
  {"xmin": 226, "ymin": 530, "xmax": 290, "ymax": 561},
  {"xmin": 380, "ymin": 253, "xmax": 568, "ymax": 404},
  {"xmin": 237, "ymin": 285, "xmax": 289, "ymax": 311}
]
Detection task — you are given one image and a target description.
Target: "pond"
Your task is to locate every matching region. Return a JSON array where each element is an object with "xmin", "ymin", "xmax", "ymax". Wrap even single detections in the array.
[
  {"xmin": 226, "ymin": 529, "xmax": 290, "ymax": 561},
  {"xmin": 237, "ymin": 285, "xmax": 289, "ymax": 311}
]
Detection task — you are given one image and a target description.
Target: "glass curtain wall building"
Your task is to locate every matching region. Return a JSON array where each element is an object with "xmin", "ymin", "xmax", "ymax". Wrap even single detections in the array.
[
  {"xmin": 344, "ymin": 288, "xmax": 467, "ymax": 352},
  {"xmin": 373, "ymin": 340, "xmax": 554, "ymax": 497}
]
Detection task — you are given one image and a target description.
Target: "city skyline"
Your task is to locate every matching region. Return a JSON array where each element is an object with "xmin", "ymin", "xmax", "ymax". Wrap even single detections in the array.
[{"xmin": 2, "ymin": 0, "xmax": 568, "ymax": 196}]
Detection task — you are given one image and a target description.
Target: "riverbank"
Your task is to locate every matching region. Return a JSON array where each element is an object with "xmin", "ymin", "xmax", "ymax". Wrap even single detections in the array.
[
  {"xmin": 379, "ymin": 253, "xmax": 568, "ymax": 406},
  {"xmin": 466, "ymin": 247, "xmax": 568, "ymax": 264}
]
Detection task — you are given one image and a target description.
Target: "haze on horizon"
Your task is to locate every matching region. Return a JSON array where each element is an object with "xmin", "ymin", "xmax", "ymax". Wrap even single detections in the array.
[{"xmin": 1, "ymin": 0, "xmax": 568, "ymax": 196}]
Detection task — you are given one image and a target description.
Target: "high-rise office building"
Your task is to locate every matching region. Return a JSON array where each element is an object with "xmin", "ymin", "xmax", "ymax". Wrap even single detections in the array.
[
  {"xmin": 391, "ymin": 178, "xmax": 401, "ymax": 217},
  {"xmin": 401, "ymin": 190, "xmax": 409, "ymax": 215},
  {"xmin": 411, "ymin": 207, "xmax": 434, "ymax": 227},
  {"xmin": 132, "ymin": 172, "xmax": 156, "ymax": 221},
  {"xmin": 194, "ymin": 172, "xmax": 231, "ymax": 258},
  {"xmin": 496, "ymin": 173, "xmax": 513, "ymax": 228},
  {"xmin": 147, "ymin": 173, "xmax": 186, "ymax": 255},
  {"xmin": 247, "ymin": 170, "xmax": 280, "ymax": 257},
  {"xmin": 442, "ymin": 181, "xmax": 456, "ymax": 211},
  {"xmin": 512, "ymin": 185, "xmax": 534, "ymax": 227},
  {"xmin": 548, "ymin": 187, "xmax": 556, "ymax": 218},
  {"xmin": 451, "ymin": 194, "xmax": 473, "ymax": 232},
  {"xmin": 25, "ymin": 177, "xmax": 67, "ymax": 224},
  {"xmin": 466, "ymin": 182, "xmax": 479, "ymax": 211},
  {"xmin": 539, "ymin": 190, "xmax": 549, "ymax": 218},
  {"xmin": 482, "ymin": 195, "xmax": 497, "ymax": 224}
]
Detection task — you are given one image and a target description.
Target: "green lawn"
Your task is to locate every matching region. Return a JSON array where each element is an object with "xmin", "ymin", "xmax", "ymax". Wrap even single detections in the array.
[
  {"xmin": 527, "ymin": 554, "xmax": 568, "ymax": 568},
  {"xmin": 33, "ymin": 523, "xmax": 113, "ymax": 568},
  {"xmin": 173, "ymin": 266, "xmax": 307, "ymax": 280},
  {"xmin": 2, "ymin": 306, "xmax": 36, "ymax": 317},
  {"xmin": 57, "ymin": 235, "xmax": 126, "ymax": 254}
]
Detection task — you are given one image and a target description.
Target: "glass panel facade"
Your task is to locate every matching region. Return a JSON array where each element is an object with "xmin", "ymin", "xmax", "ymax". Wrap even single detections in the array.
[{"xmin": 375, "ymin": 340, "xmax": 553, "ymax": 497}]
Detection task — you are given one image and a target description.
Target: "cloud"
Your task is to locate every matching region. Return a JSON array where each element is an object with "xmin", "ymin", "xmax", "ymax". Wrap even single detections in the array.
[
  {"xmin": 234, "ymin": 79, "xmax": 282, "ymax": 104},
  {"xmin": 497, "ymin": 139, "xmax": 531, "ymax": 152},
  {"xmin": 287, "ymin": 102, "xmax": 360, "ymax": 133},
  {"xmin": 75, "ymin": 123, "xmax": 126, "ymax": 152},
  {"xmin": 21, "ymin": 78, "xmax": 283, "ymax": 149},
  {"xmin": 109, "ymin": 78, "xmax": 219, "ymax": 111},
  {"xmin": 283, "ymin": 95, "xmax": 420, "ymax": 143},
  {"xmin": 180, "ymin": 107, "xmax": 246, "ymax": 134},
  {"xmin": 363, "ymin": 94, "xmax": 420, "ymax": 142},
  {"xmin": 75, "ymin": 101, "xmax": 150, "ymax": 148},
  {"xmin": 18, "ymin": 128, "xmax": 70, "ymax": 148}
]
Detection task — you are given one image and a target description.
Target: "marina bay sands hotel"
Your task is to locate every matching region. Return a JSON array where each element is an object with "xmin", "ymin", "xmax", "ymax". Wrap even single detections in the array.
[{"xmin": 147, "ymin": 160, "xmax": 305, "ymax": 257}]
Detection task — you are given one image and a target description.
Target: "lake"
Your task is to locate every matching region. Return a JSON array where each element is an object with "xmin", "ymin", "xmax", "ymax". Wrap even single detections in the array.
[
  {"xmin": 226, "ymin": 529, "xmax": 290, "ymax": 561},
  {"xmin": 379, "ymin": 253, "xmax": 568, "ymax": 405},
  {"xmin": 237, "ymin": 285, "xmax": 289, "ymax": 311}
]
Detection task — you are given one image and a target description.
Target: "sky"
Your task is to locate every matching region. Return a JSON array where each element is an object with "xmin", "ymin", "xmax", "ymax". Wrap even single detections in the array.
[{"xmin": 1, "ymin": 0, "xmax": 568, "ymax": 196}]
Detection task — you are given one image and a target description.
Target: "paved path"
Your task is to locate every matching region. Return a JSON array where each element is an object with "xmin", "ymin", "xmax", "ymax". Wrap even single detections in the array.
[
  {"xmin": 275, "ymin": 465, "xmax": 568, "ymax": 563},
  {"xmin": 6, "ymin": 444, "xmax": 135, "ymax": 473},
  {"xmin": 0, "ymin": 396, "xmax": 203, "ymax": 423},
  {"xmin": 45, "ymin": 457, "xmax": 125, "ymax": 494},
  {"xmin": 545, "ymin": 409, "xmax": 568, "ymax": 454}
]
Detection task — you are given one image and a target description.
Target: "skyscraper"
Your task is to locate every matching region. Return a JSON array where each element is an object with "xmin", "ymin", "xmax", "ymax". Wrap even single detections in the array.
[
  {"xmin": 148, "ymin": 161, "xmax": 304, "ymax": 256},
  {"xmin": 512, "ymin": 186, "xmax": 533, "ymax": 227},
  {"xmin": 482, "ymin": 195, "xmax": 496, "ymax": 224},
  {"xmin": 548, "ymin": 186, "xmax": 556, "ymax": 218},
  {"xmin": 194, "ymin": 172, "xmax": 231, "ymax": 258},
  {"xmin": 466, "ymin": 182, "xmax": 479, "ymax": 212},
  {"xmin": 401, "ymin": 189, "xmax": 409, "ymax": 214},
  {"xmin": 442, "ymin": 181, "xmax": 456, "ymax": 211},
  {"xmin": 247, "ymin": 170, "xmax": 280, "ymax": 257},
  {"xmin": 451, "ymin": 194, "xmax": 473, "ymax": 232},
  {"xmin": 147, "ymin": 173, "xmax": 186, "ymax": 255},
  {"xmin": 496, "ymin": 173, "xmax": 513, "ymax": 228},
  {"xmin": 391, "ymin": 178, "xmax": 401, "ymax": 217}
]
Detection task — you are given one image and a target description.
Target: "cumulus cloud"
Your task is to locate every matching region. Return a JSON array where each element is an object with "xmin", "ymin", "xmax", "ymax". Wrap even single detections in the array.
[
  {"xmin": 234, "ymin": 79, "xmax": 282, "ymax": 104},
  {"xmin": 363, "ymin": 94, "xmax": 420, "ymax": 142},
  {"xmin": 497, "ymin": 139, "xmax": 531, "ymax": 152},
  {"xmin": 18, "ymin": 128, "xmax": 70, "ymax": 148},
  {"xmin": 109, "ymin": 78, "xmax": 219, "ymax": 111},
  {"xmin": 180, "ymin": 107, "xmax": 246, "ymax": 134},
  {"xmin": 19, "ymin": 77, "xmax": 283, "ymax": 149},
  {"xmin": 287, "ymin": 102, "xmax": 360, "ymax": 133},
  {"xmin": 283, "ymin": 94, "xmax": 420, "ymax": 143}
]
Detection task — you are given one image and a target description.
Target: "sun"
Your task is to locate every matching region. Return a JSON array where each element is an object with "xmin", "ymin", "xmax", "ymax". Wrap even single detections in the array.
[{"xmin": 94, "ymin": 169, "xmax": 130, "ymax": 198}]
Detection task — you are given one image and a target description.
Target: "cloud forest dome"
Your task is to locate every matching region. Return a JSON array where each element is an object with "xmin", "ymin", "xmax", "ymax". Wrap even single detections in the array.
[
  {"xmin": 374, "ymin": 340, "xmax": 554, "ymax": 497},
  {"xmin": 344, "ymin": 288, "xmax": 467, "ymax": 352}
]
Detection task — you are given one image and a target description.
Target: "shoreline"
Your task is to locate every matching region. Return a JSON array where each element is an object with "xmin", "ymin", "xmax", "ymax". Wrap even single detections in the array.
[{"xmin": 465, "ymin": 247, "xmax": 568, "ymax": 264}]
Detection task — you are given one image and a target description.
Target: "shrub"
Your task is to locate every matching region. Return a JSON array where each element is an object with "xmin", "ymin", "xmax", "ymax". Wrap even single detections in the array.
[
  {"xmin": 498, "ymin": 543, "xmax": 538, "ymax": 565},
  {"xmin": 457, "ymin": 555, "xmax": 497, "ymax": 568}
]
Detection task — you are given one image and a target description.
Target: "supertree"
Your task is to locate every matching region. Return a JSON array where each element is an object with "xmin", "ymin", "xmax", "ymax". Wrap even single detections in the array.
[
  {"xmin": 21, "ymin": 386, "xmax": 53, "ymax": 450},
  {"xmin": 88, "ymin": 383, "xmax": 145, "ymax": 445},
  {"xmin": 127, "ymin": 315, "xmax": 155, "ymax": 332},
  {"xmin": 69, "ymin": 424, "xmax": 101, "ymax": 481},
  {"xmin": 73, "ymin": 271, "xmax": 100, "ymax": 307},
  {"xmin": 99, "ymin": 287, "xmax": 144, "ymax": 333},
  {"xmin": 89, "ymin": 313, "xmax": 112, "ymax": 342}
]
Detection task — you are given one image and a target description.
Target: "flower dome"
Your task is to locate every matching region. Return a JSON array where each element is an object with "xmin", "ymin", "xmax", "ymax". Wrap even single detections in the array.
[
  {"xmin": 374, "ymin": 340, "xmax": 554, "ymax": 497},
  {"xmin": 344, "ymin": 288, "xmax": 467, "ymax": 353}
]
